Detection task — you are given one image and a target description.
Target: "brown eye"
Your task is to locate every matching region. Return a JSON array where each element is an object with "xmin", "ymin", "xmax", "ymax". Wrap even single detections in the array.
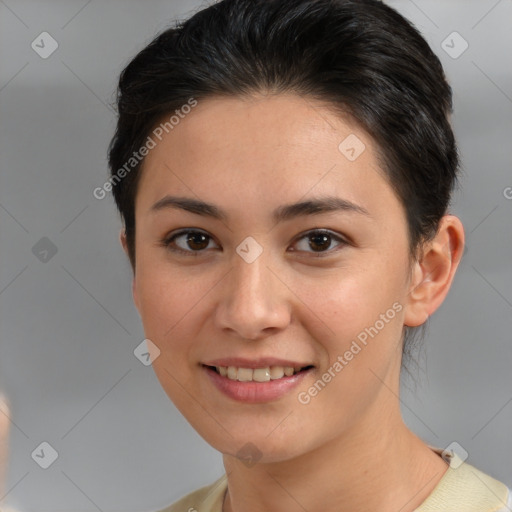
[
  {"xmin": 163, "ymin": 230, "xmax": 217, "ymax": 255},
  {"xmin": 290, "ymin": 229, "xmax": 348, "ymax": 256},
  {"xmin": 308, "ymin": 232, "xmax": 331, "ymax": 252}
]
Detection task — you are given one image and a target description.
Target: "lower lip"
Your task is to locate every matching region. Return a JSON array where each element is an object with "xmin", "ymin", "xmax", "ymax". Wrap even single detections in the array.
[{"xmin": 203, "ymin": 365, "xmax": 313, "ymax": 403}]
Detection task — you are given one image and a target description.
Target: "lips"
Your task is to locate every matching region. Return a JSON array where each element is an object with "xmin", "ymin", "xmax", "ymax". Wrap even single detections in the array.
[
  {"xmin": 202, "ymin": 362, "xmax": 314, "ymax": 403},
  {"xmin": 199, "ymin": 355, "xmax": 315, "ymax": 402}
]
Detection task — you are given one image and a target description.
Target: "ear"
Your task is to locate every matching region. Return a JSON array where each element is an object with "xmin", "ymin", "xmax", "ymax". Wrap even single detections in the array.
[
  {"xmin": 119, "ymin": 228, "xmax": 140, "ymax": 312},
  {"xmin": 403, "ymin": 215, "xmax": 465, "ymax": 327}
]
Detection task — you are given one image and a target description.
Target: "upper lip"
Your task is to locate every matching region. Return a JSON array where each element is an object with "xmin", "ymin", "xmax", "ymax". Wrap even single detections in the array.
[{"xmin": 202, "ymin": 358, "xmax": 313, "ymax": 369}]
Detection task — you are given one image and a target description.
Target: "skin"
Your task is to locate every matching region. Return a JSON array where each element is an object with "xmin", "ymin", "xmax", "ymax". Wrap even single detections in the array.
[
  {"xmin": 0, "ymin": 394, "xmax": 10, "ymax": 502},
  {"xmin": 120, "ymin": 93, "xmax": 465, "ymax": 512}
]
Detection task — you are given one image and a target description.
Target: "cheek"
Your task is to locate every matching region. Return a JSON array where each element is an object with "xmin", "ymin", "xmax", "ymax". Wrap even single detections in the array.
[
  {"xmin": 292, "ymin": 258, "xmax": 406, "ymax": 401},
  {"xmin": 134, "ymin": 265, "xmax": 210, "ymax": 415},
  {"xmin": 300, "ymin": 261, "xmax": 405, "ymax": 346},
  {"xmin": 134, "ymin": 259, "xmax": 207, "ymax": 360},
  {"xmin": 292, "ymin": 276, "xmax": 405, "ymax": 433}
]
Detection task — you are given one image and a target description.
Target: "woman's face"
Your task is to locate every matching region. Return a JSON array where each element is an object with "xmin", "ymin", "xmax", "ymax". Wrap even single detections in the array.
[{"xmin": 130, "ymin": 94, "xmax": 416, "ymax": 461}]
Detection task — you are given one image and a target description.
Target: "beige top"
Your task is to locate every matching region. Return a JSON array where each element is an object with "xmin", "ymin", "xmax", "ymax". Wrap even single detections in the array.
[{"xmin": 159, "ymin": 448, "xmax": 511, "ymax": 512}]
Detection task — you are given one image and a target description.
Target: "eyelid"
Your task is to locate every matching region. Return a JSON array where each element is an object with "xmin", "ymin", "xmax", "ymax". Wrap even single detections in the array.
[
  {"xmin": 290, "ymin": 228, "xmax": 350, "ymax": 253},
  {"xmin": 288, "ymin": 229, "xmax": 350, "ymax": 258},
  {"xmin": 162, "ymin": 228, "xmax": 218, "ymax": 256},
  {"xmin": 162, "ymin": 228, "xmax": 350, "ymax": 257}
]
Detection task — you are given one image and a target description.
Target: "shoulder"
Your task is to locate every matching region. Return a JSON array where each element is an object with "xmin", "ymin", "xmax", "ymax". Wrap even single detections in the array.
[
  {"xmin": 415, "ymin": 450, "xmax": 511, "ymax": 512},
  {"xmin": 156, "ymin": 474, "xmax": 228, "ymax": 512}
]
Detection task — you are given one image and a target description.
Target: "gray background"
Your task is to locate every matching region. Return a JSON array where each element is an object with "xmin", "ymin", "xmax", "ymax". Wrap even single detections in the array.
[{"xmin": 0, "ymin": 0, "xmax": 511, "ymax": 510}]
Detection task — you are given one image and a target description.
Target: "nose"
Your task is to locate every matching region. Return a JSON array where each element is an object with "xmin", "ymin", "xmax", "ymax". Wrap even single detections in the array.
[{"xmin": 213, "ymin": 250, "xmax": 291, "ymax": 341}]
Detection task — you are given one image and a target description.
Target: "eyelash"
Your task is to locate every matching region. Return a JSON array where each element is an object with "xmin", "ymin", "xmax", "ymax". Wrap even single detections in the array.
[{"xmin": 160, "ymin": 228, "xmax": 349, "ymax": 258}]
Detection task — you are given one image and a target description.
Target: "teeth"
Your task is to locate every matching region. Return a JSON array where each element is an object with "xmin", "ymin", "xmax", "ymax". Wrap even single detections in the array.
[
  {"xmin": 269, "ymin": 366, "xmax": 284, "ymax": 379},
  {"xmin": 237, "ymin": 367, "xmax": 253, "ymax": 382},
  {"xmin": 214, "ymin": 365, "xmax": 305, "ymax": 382},
  {"xmin": 253, "ymin": 368, "xmax": 271, "ymax": 382}
]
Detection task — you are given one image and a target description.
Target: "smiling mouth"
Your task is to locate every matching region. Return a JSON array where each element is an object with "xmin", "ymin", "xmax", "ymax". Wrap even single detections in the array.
[{"xmin": 204, "ymin": 364, "xmax": 314, "ymax": 382}]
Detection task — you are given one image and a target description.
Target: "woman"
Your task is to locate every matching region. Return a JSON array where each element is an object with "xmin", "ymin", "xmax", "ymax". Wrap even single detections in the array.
[{"xmin": 107, "ymin": 0, "xmax": 511, "ymax": 510}]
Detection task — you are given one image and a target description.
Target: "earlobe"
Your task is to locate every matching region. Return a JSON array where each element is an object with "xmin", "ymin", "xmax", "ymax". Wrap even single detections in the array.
[
  {"xmin": 403, "ymin": 215, "xmax": 465, "ymax": 327},
  {"xmin": 119, "ymin": 228, "xmax": 129, "ymax": 255}
]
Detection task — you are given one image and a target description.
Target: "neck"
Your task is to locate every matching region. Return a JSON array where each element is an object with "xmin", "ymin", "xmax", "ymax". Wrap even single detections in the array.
[{"xmin": 222, "ymin": 402, "xmax": 448, "ymax": 512}]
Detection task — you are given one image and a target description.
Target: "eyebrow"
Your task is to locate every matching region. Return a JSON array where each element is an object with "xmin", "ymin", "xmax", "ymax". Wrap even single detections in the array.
[{"xmin": 149, "ymin": 194, "xmax": 370, "ymax": 223}]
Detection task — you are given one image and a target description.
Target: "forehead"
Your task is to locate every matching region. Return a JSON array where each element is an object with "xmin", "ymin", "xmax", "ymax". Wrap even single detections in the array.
[
  {"xmin": 135, "ymin": 94, "xmax": 398, "ymax": 222},
  {"xmin": 148, "ymin": 93, "xmax": 363, "ymax": 160}
]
